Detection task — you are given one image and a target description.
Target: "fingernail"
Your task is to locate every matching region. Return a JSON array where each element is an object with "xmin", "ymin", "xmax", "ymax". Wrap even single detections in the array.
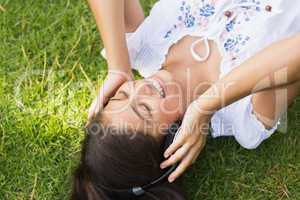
[
  {"xmin": 160, "ymin": 164, "xmax": 166, "ymax": 169},
  {"xmin": 168, "ymin": 177, "xmax": 175, "ymax": 183},
  {"xmin": 164, "ymin": 153, "xmax": 169, "ymax": 158}
]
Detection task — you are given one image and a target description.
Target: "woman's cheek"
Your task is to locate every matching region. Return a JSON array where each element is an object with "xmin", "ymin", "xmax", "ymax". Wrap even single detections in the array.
[{"xmin": 159, "ymin": 96, "xmax": 181, "ymax": 117}]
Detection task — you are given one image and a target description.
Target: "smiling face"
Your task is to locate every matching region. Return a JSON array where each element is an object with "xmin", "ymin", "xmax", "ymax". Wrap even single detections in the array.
[{"xmin": 101, "ymin": 71, "xmax": 185, "ymax": 140}]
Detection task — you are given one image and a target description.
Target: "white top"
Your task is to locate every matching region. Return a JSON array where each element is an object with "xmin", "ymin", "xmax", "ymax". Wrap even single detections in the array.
[{"xmin": 101, "ymin": 0, "xmax": 300, "ymax": 148}]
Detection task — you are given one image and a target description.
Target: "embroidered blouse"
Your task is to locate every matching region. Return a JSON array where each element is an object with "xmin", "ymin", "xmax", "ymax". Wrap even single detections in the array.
[{"xmin": 101, "ymin": 0, "xmax": 300, "ymax": 148}]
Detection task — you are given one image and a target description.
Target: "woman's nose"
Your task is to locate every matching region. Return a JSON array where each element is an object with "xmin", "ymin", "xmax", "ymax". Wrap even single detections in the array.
[{"xmin": 135, "ymin": 82, "xmax": 155, "ymax": 96}]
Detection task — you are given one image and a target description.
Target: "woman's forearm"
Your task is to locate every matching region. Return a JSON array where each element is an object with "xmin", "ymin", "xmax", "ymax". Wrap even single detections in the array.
[
  {"xmin": 196, "ymin": 33, "xmax": 300, "ymax": 114},
  {"xmin": 87, "ymin": 0, "xmax": 131, "ymax": 72},
  {"xmin": 124, "ymin": 0, "xmax": 144, "ymax": 32}
]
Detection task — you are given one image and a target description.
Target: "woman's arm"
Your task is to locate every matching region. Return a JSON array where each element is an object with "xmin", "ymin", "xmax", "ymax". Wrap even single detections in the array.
[
  {"xmin": 87, "ymin": 0, "xmax": 144, "ymax": 69},
  {"xmin": 86, "ymin": 0, "xmax": 144, "ymax": 121},
  {"xmin": 161, "ymin": 33, "xmax": 300, "ymax": 183},
  {"xmin": 196, "ymin": 33, "xmax": 300, "ymax": 114},
  {"xmin": 87, "ymin": 0, "xmax": 131, "ymax": 71},
  {"xmin": 124, "ymin": 0, "xmax": 144, "ymax": 32}
]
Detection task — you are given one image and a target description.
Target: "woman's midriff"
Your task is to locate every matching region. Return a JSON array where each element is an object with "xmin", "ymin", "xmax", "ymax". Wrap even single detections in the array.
[{"xmin": 162, "ymin": 35, "xmax": 222, "ymax": 83}]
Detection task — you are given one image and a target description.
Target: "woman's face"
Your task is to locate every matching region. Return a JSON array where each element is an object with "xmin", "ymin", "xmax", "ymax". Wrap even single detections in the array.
[{"xmin": 102, "ymin": 74, "xmax": 183, "ymax": 139}]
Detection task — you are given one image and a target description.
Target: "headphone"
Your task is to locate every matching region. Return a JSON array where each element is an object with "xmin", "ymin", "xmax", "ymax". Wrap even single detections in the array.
[{"xmin": 99, "ymin": 123, "xmax": 181, "ymax": 199}]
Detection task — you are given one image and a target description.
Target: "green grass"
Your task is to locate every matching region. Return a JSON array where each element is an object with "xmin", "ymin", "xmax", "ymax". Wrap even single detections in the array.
[{"xmin": 0, "ymin": 0, "xmax": 299, "ymax": 199}]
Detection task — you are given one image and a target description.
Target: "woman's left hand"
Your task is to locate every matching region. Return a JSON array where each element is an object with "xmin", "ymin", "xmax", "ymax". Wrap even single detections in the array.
[{"xmin": 160, "ymin": 101, "xmax": 213, "ymax": 183}]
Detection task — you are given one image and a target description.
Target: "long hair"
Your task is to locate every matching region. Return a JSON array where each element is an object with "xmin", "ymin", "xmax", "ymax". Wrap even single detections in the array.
[{"xmin": 70, "ymin": 119, "xmax": 186, "ymax": 200}]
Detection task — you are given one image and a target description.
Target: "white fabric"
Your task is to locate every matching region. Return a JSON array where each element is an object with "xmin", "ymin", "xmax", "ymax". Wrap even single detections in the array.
[
  {"xmin": 101, "ymin": 0, "xmax": 300, "ymax": 149},
  {"xmin": 190, "ymin": 38, "xmax": 210, "ymax": 62}
]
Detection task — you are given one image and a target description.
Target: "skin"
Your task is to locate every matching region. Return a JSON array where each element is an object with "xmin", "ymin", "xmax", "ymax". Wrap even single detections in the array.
[
  {"xmin": 101, "ymin": 33, "xmax": 300, "ymax": 183},
  {"xmin": 102, "ymin": 71, "xmax": 182, "ymax": 140},
  {"xmin": 87, "ymin": 0, "xmax": 144, "ymax": 121},
  {"xmin": 87, "ymin": 0, "xmax": 143, "ymax": 70},
  {"xmin": 101, "ymin": 37, "xmax": 222, "ymax": 141},
  {"xmin": 87, "ymin": 0, "xmax": 300, "ymax": 184},
  {"xmin": 163, "ymin": 33, "xmax": 300, "ymax": 183}
]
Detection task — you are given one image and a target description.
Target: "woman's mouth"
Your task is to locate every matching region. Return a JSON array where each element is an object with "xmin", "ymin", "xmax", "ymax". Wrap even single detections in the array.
[{"xmin": 146, "ymin": 78, "xmax": 166, "ymax": 98}]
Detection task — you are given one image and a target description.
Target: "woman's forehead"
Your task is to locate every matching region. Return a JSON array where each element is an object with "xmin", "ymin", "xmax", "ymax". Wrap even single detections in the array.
[
  {"xmin": 102, "ymin": 100, "xmax": 163, "ymax": 138},
  {"xmin": 103, "ymin": 99, "xmax": 150, "ymax": 130}
]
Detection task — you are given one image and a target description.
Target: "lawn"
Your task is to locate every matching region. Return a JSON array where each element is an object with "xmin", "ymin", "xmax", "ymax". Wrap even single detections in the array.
[{"xmin": 0, "ymin": 0, "xmax": 299, "ymax": 199}]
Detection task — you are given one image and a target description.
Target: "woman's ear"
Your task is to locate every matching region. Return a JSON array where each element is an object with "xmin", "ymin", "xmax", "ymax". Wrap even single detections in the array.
[{"xmin": 84, "ymin": 120, "xmax": 106, "ymax": 139}]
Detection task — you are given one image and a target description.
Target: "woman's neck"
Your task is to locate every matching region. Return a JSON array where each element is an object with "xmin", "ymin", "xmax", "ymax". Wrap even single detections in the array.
[{"xmin": 158, "ymin": 38, "xmax": 222, "ymax": 117}]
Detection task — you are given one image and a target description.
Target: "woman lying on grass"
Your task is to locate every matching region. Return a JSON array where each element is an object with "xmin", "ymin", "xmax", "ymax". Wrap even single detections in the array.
[{"xmin": 71, "ymin": 0, "xmax": 300, "ymax": 199}]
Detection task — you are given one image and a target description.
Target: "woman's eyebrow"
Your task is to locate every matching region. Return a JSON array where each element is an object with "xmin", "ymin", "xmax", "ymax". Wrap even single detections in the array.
[
  {"xmin": 130, "ymin": 103, "xmax": 144, "ymax": 120},
  {"xmin": 130, "ymin": 103, "xmax": 153, "ymax": 123},
  {"xmin": 110, "ymin": 81, "xmax": 136, "ymax": 101},
  {"xmin": 109, "ymin": 91, "xmax": 146, "ymax": 120},
  {"xmin": 110, "ymin": 91, "xmax": 129, "ymax": 101},
  {"xmin": 110, "ymin": 83, "xmax": 153, "ymax": 122}
]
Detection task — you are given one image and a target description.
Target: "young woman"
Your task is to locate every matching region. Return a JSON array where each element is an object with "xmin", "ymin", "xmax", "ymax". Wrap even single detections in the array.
[{"xmin": 71, "ymin": 0, "xmax": 300, "ymax": 199}]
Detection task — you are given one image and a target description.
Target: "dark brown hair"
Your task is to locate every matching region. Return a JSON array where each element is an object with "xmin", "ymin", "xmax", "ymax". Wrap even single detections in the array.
[{"xmin": 70, "ymin": 120, "xmax": 186, "ymax": 200}]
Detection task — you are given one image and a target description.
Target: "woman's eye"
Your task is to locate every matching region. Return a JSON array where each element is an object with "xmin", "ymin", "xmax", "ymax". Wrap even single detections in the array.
[
  {"xmin": 138, "ymin": 104, "xmax": 152, "ymax": 117},
  {"xmin": 114, "ymin": 91, "xmax": 128, "ymax": 99}
]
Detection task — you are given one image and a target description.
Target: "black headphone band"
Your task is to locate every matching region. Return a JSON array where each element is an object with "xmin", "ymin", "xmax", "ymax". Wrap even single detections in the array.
[{"xmin": 99, "ymin": 163, "xmax": 178, "ymax": 197}]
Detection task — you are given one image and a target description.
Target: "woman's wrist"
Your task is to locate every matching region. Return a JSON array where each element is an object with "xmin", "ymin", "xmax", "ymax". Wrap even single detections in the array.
[
  {"xmin": 105, "ymin": 43, "xmax": 131, "ymax": 71},
  {"xmin": 107, "ymin": 68, "xmax": 133, "ymax": 81},
  {"xmin": 193, "ymin": 83, "xmax": 222, "ymax": 117}
]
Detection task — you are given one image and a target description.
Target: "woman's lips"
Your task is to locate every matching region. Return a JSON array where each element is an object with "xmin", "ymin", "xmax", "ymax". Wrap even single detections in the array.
[
  {"xmin": 146, "ymin": 78, "xmax": 166, "ymax": 98},
  {"xmin": 154, "ymin": 77, "xmax": 167, "ymax": 98}
]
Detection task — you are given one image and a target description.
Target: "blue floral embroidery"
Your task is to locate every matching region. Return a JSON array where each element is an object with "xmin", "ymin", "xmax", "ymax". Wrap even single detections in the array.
[
  {"xmin": 222, "ymin": 0, "xmax": 264, "ymax": 56},
  {"xmin": 180, "ymin": 3, "xmax": 195, "ymax": 28},
  {"xmin": 164, "ymin": 30, "xmax": 172, "ymax": 38},
  {"xmin": 164, "ymin": 0, "xmax": 265, "ymax": 61},
  {"xmin": 224, "ymin": 34, "xmax": 251, "ymax": 53},
  {"xmin": 164, "ymin": 0, "xmax": 216, "ymax": 38},
  {"xmin": 236, "ymin": 0, "xmax": 262, "ymax": 13},
  {"xmin": 225, "ymin": 20, "xmax": 235, "ymax": 32},
  {"xmin": 199, "ymin": 4, "xmax": 215, "ymax": 17},
  {"xmin": 224, "ymin": 38, "xmax": 238, "ymax": 51},
  {"xmin": 184, "ymin": 14, "xmax": 196, "ymax": 28}
]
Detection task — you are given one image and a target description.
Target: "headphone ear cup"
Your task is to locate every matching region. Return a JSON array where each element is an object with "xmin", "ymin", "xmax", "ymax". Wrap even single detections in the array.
[
  {"xmin": 163, "ymin": 133, "xmax": 174, "ymax": 152},
  {"xmin": 162, "ymin": 122, "xmax": 181, "ymax": 152}
]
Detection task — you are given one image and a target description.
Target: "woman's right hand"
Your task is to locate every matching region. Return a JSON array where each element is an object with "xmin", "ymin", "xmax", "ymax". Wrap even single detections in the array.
[{"xmin": 87, "ymin": 69, "xmax": 134, "ymax": 124}]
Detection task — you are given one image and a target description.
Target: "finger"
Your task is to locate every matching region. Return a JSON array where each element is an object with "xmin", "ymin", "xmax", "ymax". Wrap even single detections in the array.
[
  {"xmin": 168, "ymin": 142, "xmax": 200, "ymax": 183},
  {"xmin": 87, "ymin": 98, "xmax": 98, "ymax": 121},
  {"xmin": 94, "ymin": 90, "xmax": 106, "ymax": 115},
  {"xmin": 191, "ymin": 145, "xmax": 202, "ymax": 164},
  {"xmin": 191, "ymin": 140, "xmax": 205, "ymax": 164},
  {"xmin": 87, "ymin": 86, "xmax": 104, "ymax": 121},
  {"xmin": 160, "ymin": 144, "xmax": 190, "ymax": 169},
  {"xmin": 164, "ymin": 128, "xmax": 186, "ymax": 158}
]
